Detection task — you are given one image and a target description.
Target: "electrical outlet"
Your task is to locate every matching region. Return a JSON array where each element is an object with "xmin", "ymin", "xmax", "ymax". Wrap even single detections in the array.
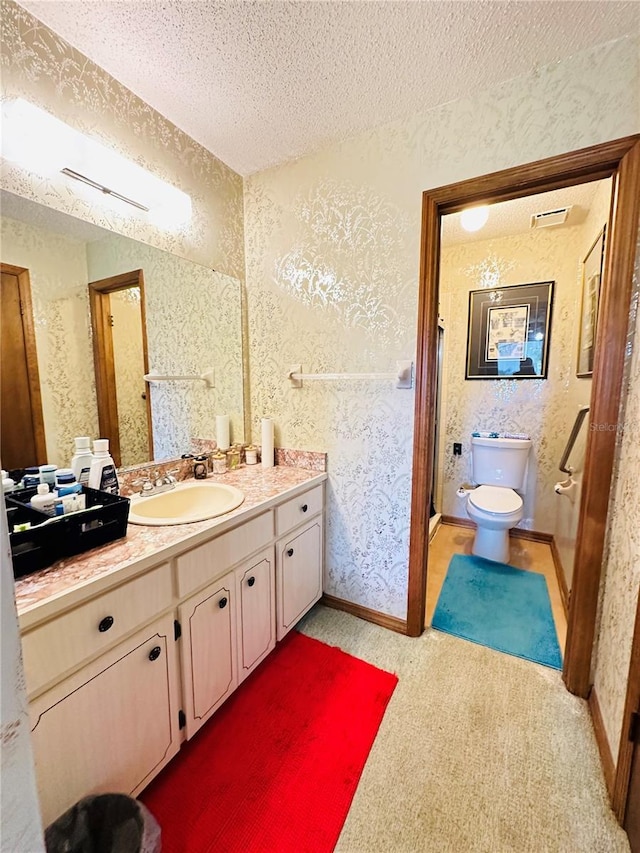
[{"xmin": 453, "ymin": 442, "xmax": 462, "ymax": 456}]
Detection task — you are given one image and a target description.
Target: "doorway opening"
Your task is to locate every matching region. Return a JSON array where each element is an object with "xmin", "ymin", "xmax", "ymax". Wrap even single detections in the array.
[
  {"xmin": 88, "ymin": 269, "xmax": 153, "ymax": 469},
  {"xmin": 425, "ymin": 177, "xmax": 613, "ymax": 662},
  {"xmin": 407, "ymin": 134, "xmax": 640, "ymax": 827}
]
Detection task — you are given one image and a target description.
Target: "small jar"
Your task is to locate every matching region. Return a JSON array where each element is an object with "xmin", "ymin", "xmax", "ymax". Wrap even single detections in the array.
[
  {"xmin": 193, "ymin": 455, "xmax": 208, "ymax": 479},
  {"xmin": 226, "ymin": 447, "xmax": 240, "ymax": 471},
  {"xmin": 211, "ymin": 451, "xmax": 227, "ymax": 475},
  {"xmin": 39, "ymin": 464, "xmax": 57, "ymax": 487},
  {"xmin": 245, "ymin": 445, "xmax": 258, "ymax": 465}
]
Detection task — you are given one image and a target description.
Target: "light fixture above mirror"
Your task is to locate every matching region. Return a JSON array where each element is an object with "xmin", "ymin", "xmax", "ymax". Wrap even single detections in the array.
[
  {"xmin": 460, "ymin": 205, "xmax": 489, "ymax": 233},
  {"xmin": 2, "ymin": 98, "xmax": 192, "ymax": 228}
]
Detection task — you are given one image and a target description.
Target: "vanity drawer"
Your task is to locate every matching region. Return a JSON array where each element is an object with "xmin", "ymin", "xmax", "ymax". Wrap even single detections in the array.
[
  {"xmin": 176, "ymin": 511, "xmax": 274, "ymax": 598},
  {"xmin": 21, "ymin": 563, "xmax": 172, "ymax": 697},
  {"xmin": 276, "ymin": 485, "xmax": 324, "ymax": 536}
]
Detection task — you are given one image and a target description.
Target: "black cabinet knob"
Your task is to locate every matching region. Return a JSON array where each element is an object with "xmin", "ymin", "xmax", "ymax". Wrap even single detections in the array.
[
  {"xmin": 219, "ymin": 597, "xmax": 228, "ymax": 609},
  {"xmin": 98, "ymin": 616, "xmax": 114, "ymax": 633},
  {"xmin": 247, "ymin": 576, "xmax": 256, "ymax": 587},
  {"xmin": 301, "ymin": 504, "xmax": 308, "ymax": 513},
  {"xmin": 286, "ymin": 548, "xmax": 294, "ymax": 557},
  {"xmin": 148, "ymin": 646, "xmax": 161, "ymax": 661}
]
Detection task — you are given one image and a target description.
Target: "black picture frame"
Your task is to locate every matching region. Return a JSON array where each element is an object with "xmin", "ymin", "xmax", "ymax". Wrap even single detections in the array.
[
  {"xmin": 577, "ymin": 225, "xmax": 606, "ymax": 378},
  {"xmin": 466, "ymin": 281, "xmax": 554, "ymax": 379}
]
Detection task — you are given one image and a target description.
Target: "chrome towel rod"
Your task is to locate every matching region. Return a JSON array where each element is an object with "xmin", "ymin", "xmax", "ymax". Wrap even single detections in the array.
[
  {"xmin": 288, "ymin": 361, "xmax": 413, "ymax": 389},
  {"xmin": 144, "ymin": 369, "xmax": 215, "ymax": 388},
  {"xmin": 559, "ymin": 405, "xmax": 589, "ymax": 474}
]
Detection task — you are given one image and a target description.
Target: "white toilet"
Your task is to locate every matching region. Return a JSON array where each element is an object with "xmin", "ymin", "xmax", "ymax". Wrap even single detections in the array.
[{"xmin": 466, "ymin": 435, "xmax": 532, "ymax": 563}]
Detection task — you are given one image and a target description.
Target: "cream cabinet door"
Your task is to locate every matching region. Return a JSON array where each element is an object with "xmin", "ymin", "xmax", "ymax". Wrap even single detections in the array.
[
  {"xmin": 178, "ymin": 571, "xmax": 237, "ymax": 739},
  {"xmin": 236, "ymin": 548, "xmax": 275, "ymax": 683},
  {"xmin": 29, "ymin": 613, "xmax": 180, "ymax": 829},
  {"xmin": 277, "ymin": 519, "xmax": 323, "ymax": 641}
]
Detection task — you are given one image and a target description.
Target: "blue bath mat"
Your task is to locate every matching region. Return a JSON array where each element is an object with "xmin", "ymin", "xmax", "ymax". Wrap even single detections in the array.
[{"xmin": 431, "ymin": 554, "xmax": 562, "ymax": 670}]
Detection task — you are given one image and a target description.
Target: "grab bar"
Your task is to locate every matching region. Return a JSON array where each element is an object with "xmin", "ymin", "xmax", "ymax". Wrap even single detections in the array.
[{"xmin": 559, "ymin": 406, "xmax": 590, "ymax": 474}]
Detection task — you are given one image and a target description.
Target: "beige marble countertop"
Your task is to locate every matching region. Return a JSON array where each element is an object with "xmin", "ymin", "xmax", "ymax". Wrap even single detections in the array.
[{"xmin": 14, "ymin": 465, "xmax": 326, "ymax": 626}]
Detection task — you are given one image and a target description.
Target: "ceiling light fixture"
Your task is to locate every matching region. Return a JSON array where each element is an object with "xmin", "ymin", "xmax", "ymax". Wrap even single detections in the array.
[
  {"xmin": 1, "ymin": 98, "xmax": 191, "ymax": 227},
  {"xmin": 460, "ymin": 205, "xmax": 489, "ymax": 233}
]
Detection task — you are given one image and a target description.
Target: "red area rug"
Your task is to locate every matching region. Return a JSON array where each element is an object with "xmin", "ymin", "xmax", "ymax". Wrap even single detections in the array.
[{"xmin": 140, "ymin": 630, "xmax": 397, "ymax": 853}]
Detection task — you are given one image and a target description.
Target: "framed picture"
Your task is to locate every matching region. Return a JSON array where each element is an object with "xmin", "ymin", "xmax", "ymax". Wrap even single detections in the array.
[
  {"xmin": 466, "ymin": 281, "xmax": 554, "ymax": 379},
  {"xmin": 577, "ymin": 225, "xmax": 606, "ymax": 378}
]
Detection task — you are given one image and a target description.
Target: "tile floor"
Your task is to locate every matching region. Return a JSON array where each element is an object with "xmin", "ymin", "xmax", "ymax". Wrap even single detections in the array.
[{"xmin": 426, "ymin": 521, "xmax": 567, "ymax": 653}]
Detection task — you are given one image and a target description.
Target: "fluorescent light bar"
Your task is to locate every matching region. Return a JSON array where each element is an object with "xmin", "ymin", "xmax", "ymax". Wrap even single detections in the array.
[
  {"xmin": 61, "ymin": 168, "xmax": 150, "ymax": 212},
  {"xmin": 2, "ymin": 99, "xmax": 191, "ymax": 226}
]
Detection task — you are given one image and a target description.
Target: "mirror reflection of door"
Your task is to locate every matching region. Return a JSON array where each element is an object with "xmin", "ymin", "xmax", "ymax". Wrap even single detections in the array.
[
  {"xmin": 88, "ymin": 270, "xmax": 152, "ymax": 468},
  {"xmin": 1, "ymin": 263, "xmax": 47, "ymax": 469}
]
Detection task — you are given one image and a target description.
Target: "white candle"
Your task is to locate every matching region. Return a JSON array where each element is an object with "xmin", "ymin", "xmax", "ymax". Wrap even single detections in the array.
[
  {"xmin": 216, "ymin": 414, "xmax": 230, "ymax": 451},
  {"xmin": 261, "ymin": 418, "xmax": 274, "ymax": 469}
]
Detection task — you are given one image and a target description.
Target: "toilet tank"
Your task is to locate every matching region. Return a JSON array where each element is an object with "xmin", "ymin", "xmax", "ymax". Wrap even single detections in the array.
[{"xmin": 471, "ymin": 437, "xmax": 532, "ymax": 489}]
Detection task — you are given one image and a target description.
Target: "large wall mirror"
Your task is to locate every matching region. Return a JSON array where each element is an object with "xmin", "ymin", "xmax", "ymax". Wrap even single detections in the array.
[{"xmin": 0, "ymin": 190, "xmax": 244, "ymax": 472}]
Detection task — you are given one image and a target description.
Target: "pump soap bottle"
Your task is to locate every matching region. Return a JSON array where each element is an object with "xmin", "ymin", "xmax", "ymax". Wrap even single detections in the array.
[{"xmin": 88, "ymin": 439, "xmax": 119, "ymax": 494}]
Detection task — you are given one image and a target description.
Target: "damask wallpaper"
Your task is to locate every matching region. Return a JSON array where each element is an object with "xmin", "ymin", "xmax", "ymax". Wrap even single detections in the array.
[
  {"xmin": 109, "ymin": 289, "xmax": 148, "ymax": 468},
  {"xmin": 244, "ymin": 35, "xmax": 639, "ymax": 619},
  {"xmin": 0, "ymin": 0, "xmax": 244, "ymax": 280},
  {"xmin": 592, "ymin": 224, "xmax": 640, "ymax": 760},
  {"xmin": 0, "ymin": 215, "xmax": 99, "ymax": 467}
]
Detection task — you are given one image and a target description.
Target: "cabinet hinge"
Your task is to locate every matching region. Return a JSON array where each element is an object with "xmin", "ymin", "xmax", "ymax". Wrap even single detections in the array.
[
  {"xmin": 178, "ymin": 710, "xmax": 186, "ymax": 730},
  {"xmin": 108, "ymin": 314, "xmax": 114, "ymax": 327},
  {"xmin": 174, "ymin": 619, "xmax": 181, "ymax": 641},
  {"xmin": 629, "ymin": 710, "xmax": 640, "ymax": 743}
]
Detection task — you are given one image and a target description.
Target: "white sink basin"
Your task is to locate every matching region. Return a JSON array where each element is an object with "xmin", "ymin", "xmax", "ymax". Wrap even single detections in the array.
[{"xmin": 128, "ymin": 481, "xmax": 245, "ymax": 526}]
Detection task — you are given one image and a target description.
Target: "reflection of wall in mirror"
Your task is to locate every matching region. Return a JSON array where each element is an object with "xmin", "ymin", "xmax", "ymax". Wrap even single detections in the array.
[
  {"xmin": 86, "ymin": 235, "xmax": 245, "ymax": 459},
  {"xmin": 0, "ymin": 215, "xmax": 99, "ymax": 466},
  {"xmin": 110, "ymin": 288, "xmax": 147, "ymax": 467}
]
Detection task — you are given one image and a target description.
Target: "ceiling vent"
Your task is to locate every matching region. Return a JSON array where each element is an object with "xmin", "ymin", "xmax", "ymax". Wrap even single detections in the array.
[{"xmin": 530, "ymin": 206, "xmax": 572, "ymax": 229}]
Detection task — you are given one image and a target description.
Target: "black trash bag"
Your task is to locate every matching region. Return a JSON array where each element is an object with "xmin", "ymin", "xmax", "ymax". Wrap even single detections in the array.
[{"xmin": 44, "ymin": 793, "xmax": 161, "ymax": 853}]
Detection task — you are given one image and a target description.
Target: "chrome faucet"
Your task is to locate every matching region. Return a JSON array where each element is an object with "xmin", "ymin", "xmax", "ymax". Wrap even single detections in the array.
[{"xmin": 134, "ymin": 469, "xmax": 178, "ymax": 497}]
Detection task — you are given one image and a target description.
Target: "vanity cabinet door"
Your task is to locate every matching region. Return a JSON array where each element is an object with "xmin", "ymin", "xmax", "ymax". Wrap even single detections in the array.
[
  {"xmin": 179, "ymin": 571, "xmax": 237, "ymax": 739},
  {"xmin": 236, "ymin": 548, "xmax": 275, "ymax": 683},
  {"xmin": 276, "ymin": 519, "xmax": 323, "ymax": 641},
  {"xmin": 29, "ymin": 613, "xmax": 180, "ymax": 829}
]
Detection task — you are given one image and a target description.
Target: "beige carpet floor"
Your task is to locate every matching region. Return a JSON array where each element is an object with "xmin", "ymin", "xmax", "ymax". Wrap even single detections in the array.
[{"xmin": 298, "ymin": 605, "xmax": 629, "ymax": 853}]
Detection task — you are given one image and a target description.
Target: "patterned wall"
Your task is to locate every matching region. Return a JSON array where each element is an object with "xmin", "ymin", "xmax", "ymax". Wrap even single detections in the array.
[
  {"xmin": 592, "ymin": 224, "xmax": 640, "ymax": 759},
  {"xmin": 0, "ymin": 0, "xmax": 244, "ymax": 280},
  {"xmin": 86, "ymin": 236, "xmax": 245, "ymax": 461},
  {"xmin": 0, "ymin": 215, "xmax": 99, "ymax": 467},
  {"xmin": 244, "ymin": 36, "xmax": 639, "ymax": 619}
]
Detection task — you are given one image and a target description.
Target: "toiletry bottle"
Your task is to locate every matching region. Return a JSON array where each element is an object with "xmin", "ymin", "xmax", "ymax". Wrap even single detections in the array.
[
  {"xmin": 39, "ymin": 464, "xmax": 57, "ymax": 487},
  {"xmin": 30, "ymin": 483, "xmax": 56, "ymax": 515},
  {"xmin": 88, "ymin": 439, "xmax": 119, "ymax": 494},
  {"xmin": 55, "ymin": 471, "xmax": 82, "ymax": 497},
  {"xmin": 71, "ymin": 437, "xmax": 93, "ymax": 486},
  {"xmin": 1, "ymin": 470, "xmax": 15, "ymax": 493}
]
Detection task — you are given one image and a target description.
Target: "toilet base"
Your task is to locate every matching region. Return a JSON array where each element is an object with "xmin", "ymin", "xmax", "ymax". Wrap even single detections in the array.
[{"xmin": 472, "ymin": 525, "xmax": 510, "ymax": 564}]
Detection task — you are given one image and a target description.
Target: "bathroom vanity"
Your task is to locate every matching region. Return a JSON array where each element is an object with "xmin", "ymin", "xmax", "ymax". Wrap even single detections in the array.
[{"xmin": 14, "ymin": 465, "xmax": 326, "ymax": 827}]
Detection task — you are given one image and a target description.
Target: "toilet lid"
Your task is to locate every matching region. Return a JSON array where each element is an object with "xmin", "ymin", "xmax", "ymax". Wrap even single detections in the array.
[{"xmin": 469, "ymin": 485, "xmax": 522, "ymax": 514}]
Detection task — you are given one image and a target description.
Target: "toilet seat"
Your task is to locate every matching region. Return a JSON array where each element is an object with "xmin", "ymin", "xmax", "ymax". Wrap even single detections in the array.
[{"xmin": 468, "ymin": 485, "xmax": 522, "ymax": 515}]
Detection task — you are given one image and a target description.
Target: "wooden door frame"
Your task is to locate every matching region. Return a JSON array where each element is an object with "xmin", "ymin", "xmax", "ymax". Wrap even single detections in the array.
[
  {"xmin": 406, "ymin": 136, "xmax": 640, "ymax": 701},
  {"xmin": 88, "ymin": 269, "xmax": 153, "ymax": 468},
  {"xmin": 615, "ymin": 591, "xmax": 640, "ymax": 823},
  {"xmin": 1, "ymin": 262, "xmax": 47, "ymax": 465}
]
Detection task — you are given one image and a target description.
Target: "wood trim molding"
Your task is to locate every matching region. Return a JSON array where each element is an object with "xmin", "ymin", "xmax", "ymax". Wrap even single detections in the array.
[
  {"xmin": 407, "ymin": 135, "xmax": 640, "ymax": 696},
  {"xmin": 612, "ymin": 592, "xmax": 640, "ymax": 822},
  {"xmin": 564, "ymin": 139, "xmax": 640, "ymax": 697},
  {"xmin": 549, "ymin": 537, "xmax": 570, "ymax": 618},
  {"xmin": 1, "ymin": 263, "xmax": 47, "ymax": 466},
  {"xmin": 589, "ymin": 686, "xmax": 616, "ymax": 799},
  {"xmin": 88, "ymin": 270, "xmax": 153, "ymax": 467},
  {"xmin": 321, "ymin": 594, "xmax": 407, "ymax": 635}
]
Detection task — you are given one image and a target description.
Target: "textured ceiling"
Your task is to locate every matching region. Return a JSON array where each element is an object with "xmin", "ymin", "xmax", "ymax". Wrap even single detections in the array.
[
  {"xmin": 15, "ymin": 1, "xmax": 640, "ymax": 176},
  {"xmin": 441, "ymin": 180, "xmax": 609, "ymax": 246}
]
